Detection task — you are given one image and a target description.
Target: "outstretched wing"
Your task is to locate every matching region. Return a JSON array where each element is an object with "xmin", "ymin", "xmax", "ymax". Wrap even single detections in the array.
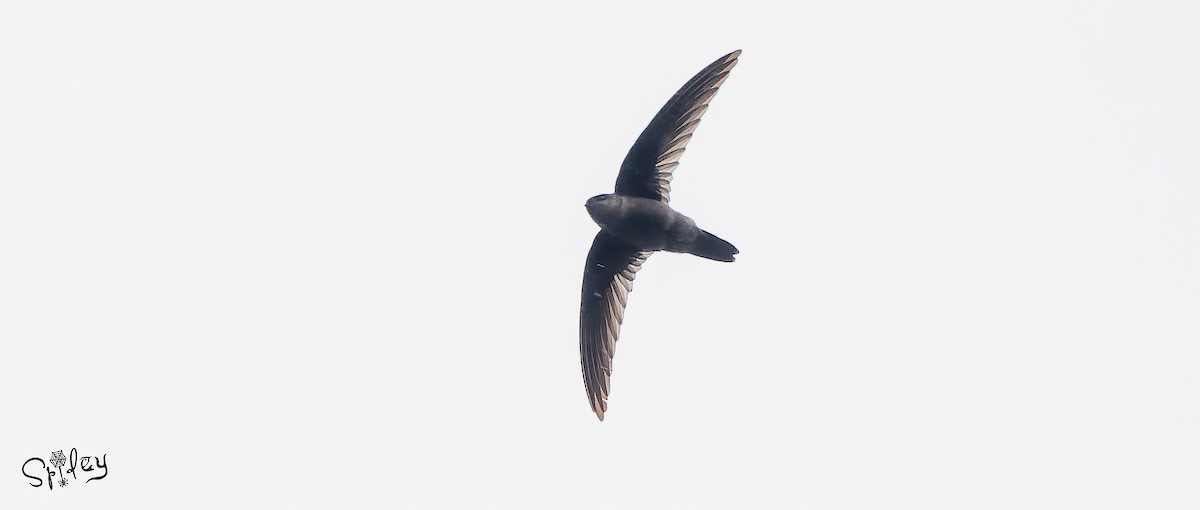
[
  {"xmin": 579, "ymin": 231, "xmax": 652, "ymax": 421},
  {"xmin": 615, "ymin": 50, "xmax": 741, "ymax": 203}
]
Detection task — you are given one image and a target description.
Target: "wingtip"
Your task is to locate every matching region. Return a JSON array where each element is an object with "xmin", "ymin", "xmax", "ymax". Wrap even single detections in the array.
[
  {"xmin": 589, "ymin": 393, "xmax": 609, "ymax": 421},
  {"xmin": 718, "ymin": 50, "xmax": 741, "ymax": 74},
  {"xmin": 592, "ymin": 400, "xmax": 606, "ymax": 421}
]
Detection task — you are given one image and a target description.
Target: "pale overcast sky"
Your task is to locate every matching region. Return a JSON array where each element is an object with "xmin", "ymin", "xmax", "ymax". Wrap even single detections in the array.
[{"xmin": 2, "ymin": 1, "xmax": 1197, "ymax": 508}]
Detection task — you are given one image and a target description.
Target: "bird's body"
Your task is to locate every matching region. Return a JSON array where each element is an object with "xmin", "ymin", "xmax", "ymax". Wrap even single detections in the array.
[
  {"xmin": 585, "ymin": 194, "xmax": 737, "ymax": 261},
  {"xmin": 578, "ymin": 50, "xmax": 742, "ymax": 420}
]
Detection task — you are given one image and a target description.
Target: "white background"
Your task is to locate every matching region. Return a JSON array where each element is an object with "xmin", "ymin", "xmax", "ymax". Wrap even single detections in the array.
[{"xmin": 2, "ymin": 1, "xmax": 1197, "ymax": 508}]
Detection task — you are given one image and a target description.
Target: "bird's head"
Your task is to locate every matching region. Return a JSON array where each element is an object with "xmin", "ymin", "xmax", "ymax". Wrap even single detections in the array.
[
  {"xmin": 585, "ymin": 193, "xmax": 615, "ymax": 211},
  {"xmin": 584, "ymin": 194, "xmax": 617, "ymax": 225}
]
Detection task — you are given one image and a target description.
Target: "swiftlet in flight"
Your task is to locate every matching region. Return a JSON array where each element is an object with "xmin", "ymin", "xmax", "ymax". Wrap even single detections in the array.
[{"xmin": 579, "ymin": 50, "xmax": 742, "ymax": 420}]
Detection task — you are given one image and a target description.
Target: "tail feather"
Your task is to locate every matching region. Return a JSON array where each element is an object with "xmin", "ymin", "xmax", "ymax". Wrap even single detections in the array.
[{"xmin": 689, "ymin": 229, "xmax": 738, "ymax": 262}]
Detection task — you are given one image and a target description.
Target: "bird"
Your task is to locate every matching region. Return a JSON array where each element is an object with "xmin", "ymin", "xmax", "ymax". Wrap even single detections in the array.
[{"xmin": 579, "ymin": 50, "xmax": 741, "ymax": 421}]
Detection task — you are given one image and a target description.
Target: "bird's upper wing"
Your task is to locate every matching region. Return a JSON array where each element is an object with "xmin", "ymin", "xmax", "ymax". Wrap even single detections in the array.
[
  {"xmin": 579, "ymin": 230, "xmax": 652, "ymax": 421},
  {"xmin": 615, "ymin": 50, "xmax": 741, "ymax": 203}
]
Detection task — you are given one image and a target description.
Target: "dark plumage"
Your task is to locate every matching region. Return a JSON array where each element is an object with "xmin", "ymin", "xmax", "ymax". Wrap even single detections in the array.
[{"xmin": 579, "ymin": 50, "xmax": 742, "ymax": 420}]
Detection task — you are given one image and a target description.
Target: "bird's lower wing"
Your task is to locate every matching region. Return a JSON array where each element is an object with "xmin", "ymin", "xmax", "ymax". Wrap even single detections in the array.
[{"xmin": 579, "ymin": 231, "xmax": 652, "ymax": 421}]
